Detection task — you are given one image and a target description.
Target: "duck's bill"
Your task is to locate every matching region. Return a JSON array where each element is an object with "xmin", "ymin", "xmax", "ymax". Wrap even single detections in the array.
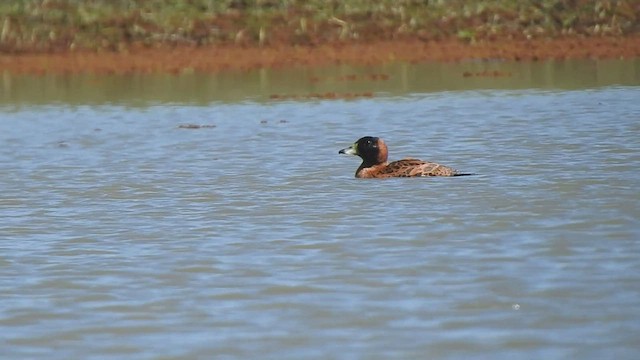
[{"xmin": 338, "ymin": 146, "xmax": 357, "ymax": 155}]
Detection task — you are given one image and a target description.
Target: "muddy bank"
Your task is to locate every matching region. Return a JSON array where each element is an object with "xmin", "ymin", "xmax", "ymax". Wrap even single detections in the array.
[{"xmin": 1, "ymin": 36, "xmax": 639, "ymax": 75}]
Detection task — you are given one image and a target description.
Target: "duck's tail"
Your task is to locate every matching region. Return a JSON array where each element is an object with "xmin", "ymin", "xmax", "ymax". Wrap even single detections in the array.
[{"xmin": 453, "ymin": 173, "xmax": 477, "ymax": 176}]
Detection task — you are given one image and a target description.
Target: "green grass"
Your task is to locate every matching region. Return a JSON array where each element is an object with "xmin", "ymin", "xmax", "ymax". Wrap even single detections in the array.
[{"xmin": 1, "ymin": 0, "xmax": 638, "ymax": 52}]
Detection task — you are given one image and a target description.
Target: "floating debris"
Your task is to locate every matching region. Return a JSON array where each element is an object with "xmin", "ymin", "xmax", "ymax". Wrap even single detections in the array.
[{"xmin": 177, "ymin": 124, "xmax": 216, "ymax": 129}]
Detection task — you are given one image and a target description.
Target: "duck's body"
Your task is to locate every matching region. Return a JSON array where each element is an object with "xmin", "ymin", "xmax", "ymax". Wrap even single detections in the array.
[
  {"xmin": 339, "ymin": 136, "xmax": 467, "ymax": 178},
  {"xmin": 357, "ymin": 158, "xmax": 460, "ymax": 178}
]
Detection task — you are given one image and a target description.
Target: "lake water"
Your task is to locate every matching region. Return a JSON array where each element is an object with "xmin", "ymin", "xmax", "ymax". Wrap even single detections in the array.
[{"xmin": 1, "ymin": 59, "xmax": 640, "ymax": 359}]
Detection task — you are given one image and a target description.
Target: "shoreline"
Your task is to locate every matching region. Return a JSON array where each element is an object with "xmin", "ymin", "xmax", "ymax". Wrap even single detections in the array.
[{"xmin": 2, "ymin": 36, "xmax": 639, "ymax": 75}]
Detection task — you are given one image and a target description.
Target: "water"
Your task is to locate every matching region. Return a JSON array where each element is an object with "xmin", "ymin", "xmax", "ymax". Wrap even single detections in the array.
[{"xmin": 1, "ymin": 60, "xmax": 640, "ymax": 359}]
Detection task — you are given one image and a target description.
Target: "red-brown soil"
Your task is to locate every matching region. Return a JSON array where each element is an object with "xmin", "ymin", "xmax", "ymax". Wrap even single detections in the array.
[{"xmin": 1, "ymin": 36, "xmax": 639, "ymax": 75}]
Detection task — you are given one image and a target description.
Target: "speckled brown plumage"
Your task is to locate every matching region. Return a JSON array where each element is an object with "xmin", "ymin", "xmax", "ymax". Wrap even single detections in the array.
[{"xmin": 339, "ymin": 136, "xmax": 469, "ymax": 178}]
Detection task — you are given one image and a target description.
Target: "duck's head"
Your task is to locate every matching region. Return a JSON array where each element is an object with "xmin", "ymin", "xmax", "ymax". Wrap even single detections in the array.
[{"xmin": 339, "ymin": 136, "xmax": 388, "ymax": 165}]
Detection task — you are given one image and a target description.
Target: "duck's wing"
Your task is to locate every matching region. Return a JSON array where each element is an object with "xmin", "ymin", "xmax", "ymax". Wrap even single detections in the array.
[{"xmin": 381, "ymin": 158, "xmax": 459, "ymax": 177}]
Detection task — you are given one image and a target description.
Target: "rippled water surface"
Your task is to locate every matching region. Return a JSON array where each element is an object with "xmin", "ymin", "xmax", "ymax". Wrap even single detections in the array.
[{"xmin": 1, "ymin": 60, "xmax": 640, "ymax": 359}]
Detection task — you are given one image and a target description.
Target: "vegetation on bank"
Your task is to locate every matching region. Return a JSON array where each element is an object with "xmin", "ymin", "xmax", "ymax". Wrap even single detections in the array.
[{"xmin": 0, "ymin": 0, "xmax": 638, "ymax": 53}]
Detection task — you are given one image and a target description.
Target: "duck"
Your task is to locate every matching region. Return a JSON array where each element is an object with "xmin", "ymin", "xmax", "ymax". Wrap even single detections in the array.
[{"xmin": 338, "ymin": 136, "xmax": 470, "ymax": 178}]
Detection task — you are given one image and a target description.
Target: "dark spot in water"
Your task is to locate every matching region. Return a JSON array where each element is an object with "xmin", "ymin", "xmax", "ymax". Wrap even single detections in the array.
[{"xmin": 178, "ymin": 124, "xmax": 216, "ymax": 129}]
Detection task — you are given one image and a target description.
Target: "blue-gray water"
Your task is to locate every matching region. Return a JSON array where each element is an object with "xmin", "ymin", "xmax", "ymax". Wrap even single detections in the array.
[{"xmin": 1, "ymin": 60, "xmax": 640, "ymax": 359}]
